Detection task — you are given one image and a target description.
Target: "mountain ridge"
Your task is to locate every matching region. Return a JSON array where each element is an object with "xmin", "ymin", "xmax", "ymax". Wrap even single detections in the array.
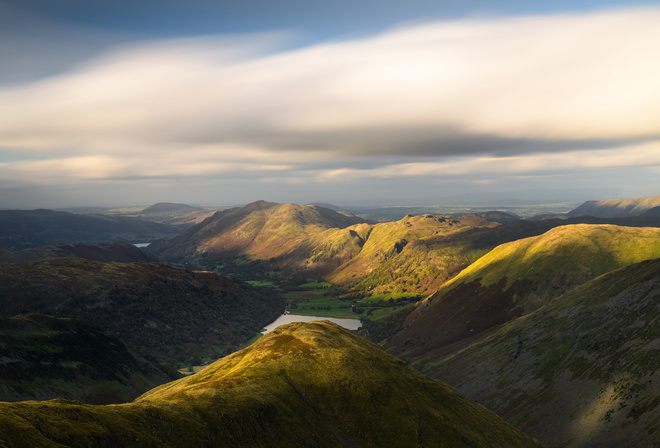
[
  {"xmin": 567, "ymin": 194, "xmax": 660, "ymax": 218},
  {"xmin": 424, "ymin": 256, "xmax": 660, "ymax": 447},
  {"xmin": 386, "ymin": 224, "xmax": 660, "ymax": 361}
]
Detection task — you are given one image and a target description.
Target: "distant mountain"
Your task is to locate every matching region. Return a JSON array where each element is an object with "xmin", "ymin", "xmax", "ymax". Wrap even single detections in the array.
[
  {"xmin": 0, "ymin": 313, "xmax": 179, "ymax": 404},
  {"xmin": 0, "ymin": 240, "xmax": 157, "ymax": 264},
  {"xmin": 140, "ymin": 202, "xmax": 205, "ymax": 215},
  {"xmin": 150, "ymin": 200, "xmax": 370, "ymax": 262},
  {"xmin": 386, "ymin": 224, "xmax": 660, "ymax": 360},
  {"xmin": 130, "ymin": 202, "xmax": 217, "ymax": 227},
  {"xmin": 0, "ymin": 321, "xmax": 543, "ymax": 448},
  {"xmin": 0, "ymin": 209, "xmax": 181, "ymax": 250},
  {"xmin": 471, "ymin": 210, "xmax": 520, "ymax": 223},
  {"xmin": 0, "ymin": 259, "xmax": 285, "ymax": 365},
  {"xmin": 567, "ymin": 195, "xmax": 660, "ymax": 218},
  {"xmin": 425, "ymin": 257, "xmax": 660, "ymax": 448}
]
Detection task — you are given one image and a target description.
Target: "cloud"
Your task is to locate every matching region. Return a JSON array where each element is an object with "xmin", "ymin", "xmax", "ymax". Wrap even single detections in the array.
[
  {"xmin": 0, "ymin": 6, "xmax": 659, "ymax": 199},
  {"xmin": 317, "ymin": 140, "xmax": 660, "ymax": 180}
]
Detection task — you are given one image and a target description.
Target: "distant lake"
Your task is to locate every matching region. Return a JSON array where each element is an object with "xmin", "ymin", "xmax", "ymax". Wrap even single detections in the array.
[
  {"xmin": 133, "ymin": 243, "xmax": 151, "ymax": 248},
  {"xmin": 262, "ymin": 314, "xmax": 362, "ymax": 333}
]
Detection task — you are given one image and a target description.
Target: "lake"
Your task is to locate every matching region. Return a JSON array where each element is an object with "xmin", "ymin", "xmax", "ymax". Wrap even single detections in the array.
[{"xmin": 262, "ymin": 314, "xmax": 362, "ymax": 333}]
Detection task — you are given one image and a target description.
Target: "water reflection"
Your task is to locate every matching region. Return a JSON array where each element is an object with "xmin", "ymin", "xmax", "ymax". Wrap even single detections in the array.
[{"xmin": 262, "ymin": 314, "xmax": 361, "ymax": 333}]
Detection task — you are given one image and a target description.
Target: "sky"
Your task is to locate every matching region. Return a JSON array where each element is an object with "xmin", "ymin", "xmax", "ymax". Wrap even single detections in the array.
[{"xmin": 1, "ymin": 0, "xmax": 659, "ymax": 209}]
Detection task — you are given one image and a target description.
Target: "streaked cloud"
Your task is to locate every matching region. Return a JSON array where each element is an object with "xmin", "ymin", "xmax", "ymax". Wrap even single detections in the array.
[
  {"xmin": 317, "ymin": 141, "xmax": 660, "ymax": 180},
  {"xmin": 0, "ymin": 6, "xmax": 659, "ymax": 205}
]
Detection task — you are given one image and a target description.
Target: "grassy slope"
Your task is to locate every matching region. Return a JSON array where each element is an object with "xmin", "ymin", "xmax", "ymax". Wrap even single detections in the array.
[
  {"xmin": 0, "ymin": 314, "xmax": 180, "ymax": 404},
  {"xmin": 426, "ymin": 257, "xmax": 660, "ymax": 448},
  {"xmin": 328, "ymin": 213, "xmax": 499, "ymax": 296},
  {"xmin": 0, "ymin": 258, "xmax": 285, "ymax": 365},
  {"xmin": 151, "ymin": 201, "xmax": 367, "ymax": 263},
  {"xmin": 0, "ymin": 322, "xmax": 543, "ymax": 448},
  {"xmin": 386, "ymin": 225, "xmax": 660, "ymax": 359}
]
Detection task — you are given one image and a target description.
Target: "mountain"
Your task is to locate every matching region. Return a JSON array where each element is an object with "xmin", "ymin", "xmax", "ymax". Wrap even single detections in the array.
[
  {"xmin": 385, "ymin": 224, "xmax": 660, "ymax": 361},
  {"xmin": 150, "ymin": 201, "xmax": 506, "ymax": 296},
  {"xmin": 641, "ymin": 205, "xmax": 660, "ymax": 217},
  {"xmin": 424, "ymin": 257, "xmax": 660, "ymax": 448},
  {"xmin": 326, "ymin": 213, "xmax": 499, "ymax": 296},
  {"xmin": 124, "ymin": 202, "xmax": 217, "ymax": 228},
  {"xmin": 0, "ymin": 209, "xmax": 182, "ymax": 250},
  {"xmin": 140, "ymin": 202, "xmax": 205, "ymax": 215},
  {"xmin": 0, "ymin": 259, "xmax": 285, "ymax": 365},
  {"xmin": 0, "ymin": 321, "xmax": 543, "ymax": 448},
  {"xmin": 567, "ymin": 195, "xmax": 660, "ymax": 218},
  {"xmin": 149, "ymin": 200, "xmax": 371, "ymax": 265},
  {"xmin": 150, "ymin": 201, "xmax": 660, "ymax": 299},
  {"xmin": 0, "ymin": 314, "xmax": 180, "ymax": 405},
  {"xmin": 0, "ymin": 240, "xmax": 157, "ymax": 264}
]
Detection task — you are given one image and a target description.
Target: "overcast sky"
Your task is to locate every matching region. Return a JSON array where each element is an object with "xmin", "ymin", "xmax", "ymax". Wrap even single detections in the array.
[{"xmin": 1, "ymin": 0, "xmax": 659, "ymax": 209}]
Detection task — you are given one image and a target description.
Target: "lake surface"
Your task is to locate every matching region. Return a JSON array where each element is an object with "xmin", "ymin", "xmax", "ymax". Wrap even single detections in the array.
[{"xmin": 262, "ymin": 314, "xmax": 362, "ymax": 333}]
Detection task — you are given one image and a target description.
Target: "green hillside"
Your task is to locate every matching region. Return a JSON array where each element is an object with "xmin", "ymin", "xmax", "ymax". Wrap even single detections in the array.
[
  {"xmin": 386, "ymin": 224, "xmax": 660, "ymax": 361},
  {"xmin": 425, "ymin": 257, "xmax": 660, "ymax": 448},
  {"xmin": 0, "ymin": 314, "xmax": 180, "ymax": 404},
  {"xmin": 328, "ymin": 213, "xmax": 499, "ymax": 296},
  {"xmin": 0, "ymin": 322, "xmax": 543, "ymax": 448}
]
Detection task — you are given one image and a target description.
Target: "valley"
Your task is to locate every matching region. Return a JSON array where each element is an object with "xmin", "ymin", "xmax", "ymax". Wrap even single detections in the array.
[{"xmin": 1, "ymin": 195, "xmax": 660, "ymax": 446}]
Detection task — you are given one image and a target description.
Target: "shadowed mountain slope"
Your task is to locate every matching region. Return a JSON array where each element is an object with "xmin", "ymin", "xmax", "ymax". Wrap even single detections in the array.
[
  {"xmin": 425, "ymin": 257, "xmax": 660, "ymax": 448},
  {"xmin": 0, "ymin": 259, "xmax": 285, "ymax": 365},
  {"xmin": 0, "ymin": 321, "xmax": 543, "ymax": 448},
  {"xmin": 567, "ymin": 195, "xmax": 660, "ymax": 218},
  {"xmin": 0, "ymin": 314, "xmax": 180, "ymax": 405},
  {"xmin": 386, "ymin": 224, "xmax": 660, "ymax": 361},
  {"xmin": 0, "ymin": 241, "xmax": 156, "ymax": 264},
  {"xmin": 0, "ymin": 209, "xmax": 181, "ymax": 250}
]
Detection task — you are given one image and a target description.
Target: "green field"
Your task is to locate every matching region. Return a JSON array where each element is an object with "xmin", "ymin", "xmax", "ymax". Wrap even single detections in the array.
[
  {"xmin": 246, "ymin": 280, "xmax": 277, "ymax": 288},
  {"xmin": 298, "ymin": 281, "xmax": 332, "ymax": 290},
  {"xmin": 364, "ymin": 292, "xmax": 423, "ymax": 302},
  {"xmin": 286, "ymin": 293, "xmax": 358, "ymax": 318}
]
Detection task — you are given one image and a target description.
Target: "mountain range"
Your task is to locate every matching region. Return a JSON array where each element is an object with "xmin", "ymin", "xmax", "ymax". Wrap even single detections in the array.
[
  {"xmin": 150, "ymin": 200, "xmax": 660, "ymax": 298},
  {"xmin": 3, "ymin": 194, "xmax": 660, "ymax": 447},
  {"xmin": 0, "ymin": 209, "xmax": 181, "ymax": 250}
]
